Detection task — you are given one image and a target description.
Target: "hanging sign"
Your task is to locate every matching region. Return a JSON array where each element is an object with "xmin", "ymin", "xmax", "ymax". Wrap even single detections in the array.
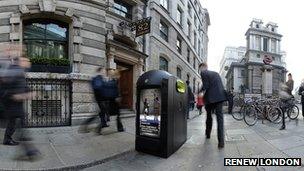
[{"xmin": 119, "ymin": 17, "xmax": 152, "ymax": 37}]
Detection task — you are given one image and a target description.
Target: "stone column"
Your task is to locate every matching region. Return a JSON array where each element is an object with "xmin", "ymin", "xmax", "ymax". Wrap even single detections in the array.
[
  {"xmin": 252, "ymin": 35, "xmax": 256, "ymax": 50},
  {"xmin": 268, "ymin": 38, "xmax": 271, "ymax": 52},
  {"xmin": 248, "ymin": 66, "xmax": 253, "ymax": 93},
  {"xmin": 107, "ymin": 47, "xmax": 117, "ymax": 70},
  {"xmin": 262, "ymin": 65, "xmax": 273, "ymax": 95},
  {"xmin": 261, "ymin": 37, "xmax": 264, "ymax": 51},
  {"xmin": 276, "ymin": 40, "xmax": 279, "ymax": 53},
  {"xmin": 249, "ymin": 35, "xmax": 253, "ymax": 50}
]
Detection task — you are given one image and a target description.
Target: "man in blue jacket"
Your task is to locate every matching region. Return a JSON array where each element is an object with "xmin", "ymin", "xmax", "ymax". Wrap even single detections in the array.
[{"xmin": 198, "ymin": 62, "xmax": 227, "ymax": 148}]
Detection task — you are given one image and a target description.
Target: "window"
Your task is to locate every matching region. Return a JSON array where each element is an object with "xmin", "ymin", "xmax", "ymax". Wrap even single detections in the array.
[
  {"xmin": 177, "ymin": 67, "xmax": 182, "ymax": 78},
  {"xmin": 187, "ymin": 3, "xmax": 192, "ymax": 17},
  {"xmin": 263, "ymin": 37, "xmax": 268, "ymax": 52},
  {"xmin": 193, "ymin": 56, "xmax": 196, "ymax": 69},
  {"xmin": 194, "ymin": 32, "xmax": 197, "ymax": 50},
  {"xmin": 241, "ymin": 70, "xmax": 245, "ymax": 77},
  {"xmin": 271, "ymin": 28, "xmax": 275, "ymax": 32},
  {"xmin": 177, "ymin": 37, "xmax": 182, "ymax": 54},
  {"xmin": 187, "ymin": 20, "xmax": 191, "ymax": 38},
  {"xmin": 113, "ymin": 0, "xmax": 132, "ymax": 19},
  {"xmin": 187, "ymin": 48, "xmax": 190, "ymax": 63},
  {"xmin": 198, "ymin": 40, "xmax": 201, "ymax": 56},
  {"xmin": 160, "ymin": 0, "xmax": 168, "ymax": 10},
  {"xmin": 159, "ymin": 21, "xmax": 168, "ymax": 42},
  {"xmin": 159, "ymin": 57, "xmax": 168, "ymax": 71},
  {"xmin": 23, "ymin": 19, "xmax": 68, "ymax": 59},
  {"xmin": 257, "ymin": 54, "xmax": 260, "ymax": 58},
  {"xmin": 187, "ymin": 74, "xmax": 190, "ymax": 82},
  {"xmin": 194, "ymin": 15, "xmax": 197, "ymax": 27},
  {"xmin": 193, "ymin": 78, "xmax": 196, "ymax": 93},
  {"xmin": 256, "ymin": 24, "xmax": 259, "ymax": 28},
  {"xmin": 177, "ymin": 7, "xmax": 182, "ymax": 26}
]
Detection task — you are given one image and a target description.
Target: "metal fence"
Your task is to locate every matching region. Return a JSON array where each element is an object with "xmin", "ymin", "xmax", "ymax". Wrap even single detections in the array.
[{"xmin": 24, "ymin": 78, "xmax": 71, "ymax": 127}]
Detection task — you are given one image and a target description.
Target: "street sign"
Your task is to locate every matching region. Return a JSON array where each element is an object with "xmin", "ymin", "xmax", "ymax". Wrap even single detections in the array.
[
  {"xmin": 119, "ymin": 17, "xmax": 152, "ymax": 37},
  {"xmin": 263, "ymin": 55, "xmax": 273, "ymax": 65}
]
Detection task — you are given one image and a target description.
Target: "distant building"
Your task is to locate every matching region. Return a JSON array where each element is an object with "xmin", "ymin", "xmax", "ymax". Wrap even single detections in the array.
[
  {"xmin": 219, "ymin": 46, "xmax": 246, "ymax": 90},
  {"xmin": 226, "ymin": 19, "xmax": 287, "ymax": 95}
]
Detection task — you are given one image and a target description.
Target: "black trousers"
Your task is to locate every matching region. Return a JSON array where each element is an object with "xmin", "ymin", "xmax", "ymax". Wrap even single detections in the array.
[
  {"xmin": 205, "ymin": 102, "xmax": 224, "ymax": 144},
  {"xmin": 4, "ymin": 117, "xmax": 37, "ymax": 154},
  {"xmin": 4, "ymin": 118, "xmax": 18, "ymax": 142},
  {"xmin": 108, "ymin": 100, "xmax": 123, "ymax": 131},
  {"xmin": 228, "ymin": 99, "xmax": 234, "ymax": 114},
  {"xmin": 302, "ymin": 101, "xmax": 304, "ymax": 117},
  {"xmin": 83, "ymin": 101, "xmax": 108, "ymax": 127}
]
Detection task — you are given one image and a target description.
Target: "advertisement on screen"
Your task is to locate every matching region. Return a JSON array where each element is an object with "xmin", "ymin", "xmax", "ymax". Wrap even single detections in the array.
[{"xmin": 139, "ymin": 89, "xmax": 161, "ymax": 138}]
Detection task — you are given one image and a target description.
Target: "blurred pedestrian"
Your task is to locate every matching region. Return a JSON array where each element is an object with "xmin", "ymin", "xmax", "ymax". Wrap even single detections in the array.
[
  {"xmin": 79, "ymin": 67, "xmax": 109, "ymax": 134},
  {"xmin": 198, "ymin": 62, "xmax": 227, "ymax": 148},
  {"xmin": 298, "ymin": 80, "xmax": 304, "ymax": 118},
  {"xmin": 279, "ymin": 83, "xmax": 293, "ymax": 130},
  {"xmin": 286, "ymin": 73, "xmax": 294, "ymax": 97},
  {"xmin": 107, "ymin": 69, "xmax": 124, "ymax": 132},
  {"xmin": 1, "ymin": 56, "xmax": 40, "ymax": 159},
  {"xmin": 227, "ymin": 87, "xmax": 234, "ymax": 114},
  {"xmin": 186, "ymin": 80, "xmax": 194, "ymax": 119}
]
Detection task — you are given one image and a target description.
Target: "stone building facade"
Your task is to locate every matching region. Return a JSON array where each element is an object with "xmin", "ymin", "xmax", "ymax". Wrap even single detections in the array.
[
  {"xmin": 144, "ymin": 0, "xmax": 210, "ymax": 94},
  {"xmin": 226, "ymin": 19, "xmax": 287, "ymax": 95},
  {"xmin": 219, "ymin": 46, "xmax": 246, "ymax": 90},
  {"xmin": 0, "ymin": 0, "xmax": 147, "ymax": 126}
]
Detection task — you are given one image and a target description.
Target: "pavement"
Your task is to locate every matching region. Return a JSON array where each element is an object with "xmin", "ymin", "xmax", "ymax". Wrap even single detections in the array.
[{"xmin": 0, "ymin": 109, "xmax": 304, "ymax": 171}]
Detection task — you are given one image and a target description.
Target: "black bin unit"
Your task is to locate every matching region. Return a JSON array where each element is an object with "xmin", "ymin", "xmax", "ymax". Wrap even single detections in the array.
[{"xmin": 135, "ymin": 70, "xmax": 187, "ymax": 158}]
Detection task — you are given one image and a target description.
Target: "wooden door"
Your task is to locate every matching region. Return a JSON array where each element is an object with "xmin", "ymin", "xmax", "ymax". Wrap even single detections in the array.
[{"xmin": 119, "ymin": 68, "xmax": 133, "ymax": 109}]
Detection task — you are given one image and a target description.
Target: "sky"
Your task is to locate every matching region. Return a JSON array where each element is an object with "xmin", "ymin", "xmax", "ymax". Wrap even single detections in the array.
[{"xmin": 201, "ymin": 0, "xmax": 304, "ymax": 88}]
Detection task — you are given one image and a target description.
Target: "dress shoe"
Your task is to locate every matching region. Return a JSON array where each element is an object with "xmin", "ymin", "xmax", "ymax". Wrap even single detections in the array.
[
  {"xmin": 206, "ymin": 134, "xmax": 210, "ymax": 139},
  {"xmin": 78, "ymin": 126, "xmax": 89, "ymax": 133},
  {"xmin": 279, "ymin": 126, "xmax": 285, "ymax": 130},
  {"xmin": 218, "ymin": 143, "xmax": 225, "ymax": 148},
  {"xmin": 3, "ymin": 140, "xmax": 19, "ymax": 146},
  {"xmin": 18, "ymin": 137, "xmax": 33, "ymax": 141},
  {"xmin": 117, "ymin": 127, "xmax": 125, "ymax": 132},
  {"xmin": 101, "ymin": 124, "xmax": 110, "ymax": 128}
]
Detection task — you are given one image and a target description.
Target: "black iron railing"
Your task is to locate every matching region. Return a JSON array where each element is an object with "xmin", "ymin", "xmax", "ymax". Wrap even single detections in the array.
[{"xmin": 24, "ymin": 78, "xmax": 71, "ymax": 127}]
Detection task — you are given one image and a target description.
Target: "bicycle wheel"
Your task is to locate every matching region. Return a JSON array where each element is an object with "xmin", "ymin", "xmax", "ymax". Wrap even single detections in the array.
[
  {"xmin": 267, "ymin": 107, "xmax": 282, "ymax": 124},
  {"xmin": 244, "ymin": 106, "xmax": 257, "ymax": 126},
  {"xmin": 288, "ymin": 105, "xmax": 299, "ymax": 120},
  {"xmin": 232, "ymin": 105, "xmax": 245, "ymax": 121}
]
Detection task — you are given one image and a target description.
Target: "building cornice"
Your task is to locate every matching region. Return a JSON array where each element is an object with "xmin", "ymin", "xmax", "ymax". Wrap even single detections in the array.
[{"xmin": 245, "ymin": 28, "xmax": 282, "ymax": 38}]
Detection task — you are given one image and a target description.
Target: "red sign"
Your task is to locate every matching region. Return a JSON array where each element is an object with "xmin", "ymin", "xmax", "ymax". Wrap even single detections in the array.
[{"xmin": 263, "ymin": 55, "xmax": 273, "ymax": 65}]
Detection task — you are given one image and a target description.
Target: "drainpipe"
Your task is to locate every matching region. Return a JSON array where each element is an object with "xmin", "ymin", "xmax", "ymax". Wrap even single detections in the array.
[{"xmin": 142, "ymin": 0, "xmax": 149, "ymax": 72}]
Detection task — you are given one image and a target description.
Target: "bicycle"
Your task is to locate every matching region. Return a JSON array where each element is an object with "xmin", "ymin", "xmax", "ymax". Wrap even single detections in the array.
[{"xmin": 244, "ymin": 98, "xmax": 283, "ymax": 126}]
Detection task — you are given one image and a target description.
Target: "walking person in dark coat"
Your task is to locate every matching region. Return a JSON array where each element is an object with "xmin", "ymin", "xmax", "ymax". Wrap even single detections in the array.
[
  {"xmin": 106, "ymin": 69, "xmax": 124, "ymax": 132},
  {"xmin": 198, "ymin": 62, "xmax": 227, "ymax": 148},
  {"xmin": 227, "ymin": 87, "xmax": 235, "ymax": 114},
  {"xmin": 79, "ymin": 67, "xmax": 110, "ymax": 134},
  {"xmin": 298, "ymin": 81, "xmax": 304, "ymax": 118},
  {"xmin": 186, "ymin": 80, "xmax": 194, "ymax": 119},
  {"xmin": 1, "ymin": 57, "xmax": 40, "ymax": 159}
]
